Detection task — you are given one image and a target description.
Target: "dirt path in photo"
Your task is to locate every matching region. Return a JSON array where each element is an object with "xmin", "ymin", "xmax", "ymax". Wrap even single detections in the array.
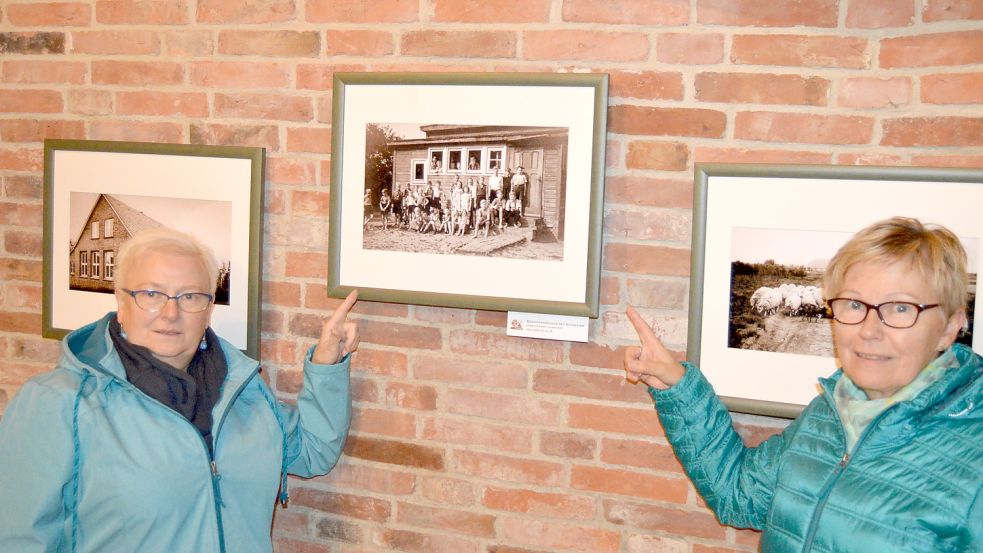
[
  {"xmin": 744, "ymin": 315, "xmax": 835, "ymax": 357},
  {"xmin": 361, "ymin": 225, "xmax": 564, "ymax": 261}
]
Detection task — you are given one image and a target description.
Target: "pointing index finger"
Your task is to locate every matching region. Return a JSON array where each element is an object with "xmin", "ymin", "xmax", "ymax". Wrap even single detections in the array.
[
  {"xmin": 328, "ymin": 289, "xmax": 358, "ymax": 325},
  {"xmin": 626, "ymin": 306, "xmax": 670, "ymax": 353}
]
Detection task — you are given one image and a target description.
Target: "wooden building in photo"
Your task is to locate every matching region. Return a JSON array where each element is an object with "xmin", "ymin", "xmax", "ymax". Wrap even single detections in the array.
[
  {"xmin": 388, "ymin": 125, "xmax": 569, "ymax": 239},
  {"xmin": 69, "ymin": 194, "xmax": 163, "ymax": 293}
]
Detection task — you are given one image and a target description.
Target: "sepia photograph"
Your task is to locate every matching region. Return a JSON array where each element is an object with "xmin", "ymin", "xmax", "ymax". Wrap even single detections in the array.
[
  {"xmin": 360, "ymin": 122, "xmax": 567, "ymax": 262},
  {"xmin": 329, "ymin": 73, "xmax": 608, "ymax": 316},
  {"xmin": 68, "ymin": 192, "xmax": 233, "ymax": 304}
]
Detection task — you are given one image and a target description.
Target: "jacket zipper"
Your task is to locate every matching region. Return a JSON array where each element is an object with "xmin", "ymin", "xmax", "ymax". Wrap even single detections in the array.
[
  {"xmin": 800, "ymin": 451, "xmax": 850, "ymax": 551},
  {"xmin": 206, "ymin": 364, "xmax": 260, "ymax": 553},
  {"xmin": 101, "ymin": 363, "xmax": 260, "ymax": 553},
  {"xmin": 800, "ymin": 393, "xmax": 899, "ymax": 551},
  {"xmin": 205, "ymin": 441, "xmax": 226, "ymax": 553}
]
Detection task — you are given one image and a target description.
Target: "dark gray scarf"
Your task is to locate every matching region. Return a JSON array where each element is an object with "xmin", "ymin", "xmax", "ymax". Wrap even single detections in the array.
[{"xmin": 108, "ymin": 318, "xmax": 228, "ymax": 455}]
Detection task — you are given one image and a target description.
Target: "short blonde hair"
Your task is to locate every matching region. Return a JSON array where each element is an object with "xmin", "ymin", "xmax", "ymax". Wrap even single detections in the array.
[
  {"xmin": 823, "ymin": 217, "xmax": 968, "ymax": 317},
  {"xmin": 115, "ymin": 228, "xmax": 220, "ymax": 294}
]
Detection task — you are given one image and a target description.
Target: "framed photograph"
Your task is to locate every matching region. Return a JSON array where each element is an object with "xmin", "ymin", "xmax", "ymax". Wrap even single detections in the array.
[
  {"xmin": 329, "ymin": 72, "xmax": 608, "ymax": 317},
  {"xmin": 691, "ymin": 163, "xmax": 983, "ymax": 418},
  {"xmin": 43, "ymin": 139, "xmax": 265, "ymax": 358}
]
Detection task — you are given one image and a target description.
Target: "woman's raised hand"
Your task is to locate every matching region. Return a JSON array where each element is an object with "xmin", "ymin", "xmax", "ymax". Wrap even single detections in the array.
[
  {"xmin": 623, "ymin": 306, "xmax": 685, "ymax": 390},
  {"xmin": 312, "ymin": 290, "xmax": 360, "ymax": 365}
]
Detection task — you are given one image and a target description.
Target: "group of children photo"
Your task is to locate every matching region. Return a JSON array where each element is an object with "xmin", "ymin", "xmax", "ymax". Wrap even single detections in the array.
[{"xmin": 363, "ymin": 175, "xmax": 524, "ymax": 239}]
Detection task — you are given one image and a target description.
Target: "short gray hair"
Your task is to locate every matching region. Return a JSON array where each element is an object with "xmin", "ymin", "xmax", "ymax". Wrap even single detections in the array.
[{"xmin": 115, "ymin": 228, "xmax": 220, "ymax": 294}]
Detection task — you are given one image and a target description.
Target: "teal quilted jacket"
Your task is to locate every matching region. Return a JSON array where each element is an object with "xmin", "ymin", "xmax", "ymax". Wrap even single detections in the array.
[{"xmin": 651, "ymin": 343, "xmax": 982, "ymax": 553}]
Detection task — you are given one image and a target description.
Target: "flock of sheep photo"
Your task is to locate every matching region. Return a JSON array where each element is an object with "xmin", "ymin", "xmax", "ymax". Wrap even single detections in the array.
[
  {"xmin": 728, "ymin": 260, "xmax": 835, "ymax": 358},
  {"xmin": 749, "ymin": 283, "xmax": 826, "ymax": 320},
  {"xmin": 728, "ymin": 260, "xmax": 977, "ymax": 358}
]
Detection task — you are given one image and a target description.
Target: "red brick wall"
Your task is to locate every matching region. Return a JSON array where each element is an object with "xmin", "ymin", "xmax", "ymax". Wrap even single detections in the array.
[{"xmin": 2, "ymin": 1, "xmax": 981, "ymax": 552}]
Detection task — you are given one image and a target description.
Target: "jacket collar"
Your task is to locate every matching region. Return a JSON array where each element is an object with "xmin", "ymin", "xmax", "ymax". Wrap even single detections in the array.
[
  {"xmin": 61, "ymin": 312, "xmax": 260, "ymax": 393},
  {"xmin": 819, "ymin": 343, "xmax": 981, "ymax": 422}
]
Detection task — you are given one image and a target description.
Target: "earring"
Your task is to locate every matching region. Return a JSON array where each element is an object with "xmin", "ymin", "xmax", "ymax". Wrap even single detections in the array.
[
  {"xmin": 120, "ymin": 329, "xmax": 128, "ymax": 340},
  {"xmin": 199, "ymin": 334, "xmax": 208, "ymax": 351}
]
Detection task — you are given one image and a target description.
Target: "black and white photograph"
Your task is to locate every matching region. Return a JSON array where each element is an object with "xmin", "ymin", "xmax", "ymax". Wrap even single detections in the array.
[
  {"xmin": 43, "ymin": 139, "xmax": 264, "ymax": 356},
  {"xmin": 726, "ymin": 226, "xmax": 977, "ymax": 358},
  {"xmin": 329, "ymin": 73, "xmax": 608, "ymax": 316},
  {"xmin": 690, "ymin": 163, "xmax": 983, "ymax": 417},
  {"xmin": 360, "ymin": 122, "xmax": 568, "ymax": 262},
  {"xmin": 68, "ymin": 192, "xmax": 233, "ymax": 304}
]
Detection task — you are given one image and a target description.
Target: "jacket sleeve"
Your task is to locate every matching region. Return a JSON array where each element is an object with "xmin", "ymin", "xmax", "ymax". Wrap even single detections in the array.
[
  {"xmin": 279, "ymin": 346, "xmax": 352, "ymax": 478},
  {"xmin": 0, "ymin": 377, "xmax": 77, "ymax": 552},
  {"xmin": 650, "ymin": 363, "xmax": 802, "ymax": 530}
]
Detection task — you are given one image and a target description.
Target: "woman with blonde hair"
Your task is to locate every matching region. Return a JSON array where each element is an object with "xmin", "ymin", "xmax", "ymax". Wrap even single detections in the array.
[{"xmin": 623, "ymin": 217, "xmax": 981, "ymax": 552}]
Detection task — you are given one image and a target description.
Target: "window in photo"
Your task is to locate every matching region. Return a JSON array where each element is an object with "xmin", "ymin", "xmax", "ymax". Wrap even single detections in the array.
[
  {"xmin": 466, "ymin": 149, "xmax": 482, "ymax": 172},
  {"xmin": 488, "ymin": 147, "xmax": 504, "ymax": 171},
  {"xmin": 104, "ymin": 218, "xmax": 114, "ymax": 238},
  {"xmin": 447, "ymin": 149, "xmax": 463, "ymax": 172},
  {"xmin": 428, "ymin": 149, "xmax": 444, "ymax": 173},
  {"xmin": 79, "ymin": 251, "xmax": 89, "ymax": 277},
  {"xmin": 90, "ymin": 221, "xmax": 99, "ymax": 240},
  {"xmin": 412, "ymin": 159, "xmax": 426, "ymax": 183},
  {"xmin": 104, "ymin": 250, "xmax": 115, "ymax": 281},
  {"xmin": 91, "ymin": 250, "xmax": 102, "ymax": 279}
]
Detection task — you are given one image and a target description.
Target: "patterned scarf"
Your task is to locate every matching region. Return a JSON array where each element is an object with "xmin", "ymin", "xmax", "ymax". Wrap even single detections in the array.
[
  {"xmin": 108, "ymin": 318, "xmax": 228, "ymax": 454},
  {"xmin": 833, "ymin": 347, "xmax": 956, "ymax": 452}
]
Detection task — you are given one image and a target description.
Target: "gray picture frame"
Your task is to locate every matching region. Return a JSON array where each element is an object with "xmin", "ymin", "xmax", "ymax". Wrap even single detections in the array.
[
  {"xmin": 42, "ymin": 139, "xmax": 265, "ymax": 359},
  {"xmin": 691, "ymin": 163, "xmax": 983, "ymax": 418},
  {"xmin": 329, "ymin": 72, "xmax": 608, "ymax": 318}
]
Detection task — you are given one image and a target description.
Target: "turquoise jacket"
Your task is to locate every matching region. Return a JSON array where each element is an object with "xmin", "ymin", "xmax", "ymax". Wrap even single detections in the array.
[
  {"xmin": 651, "ymin": 343, "xmax": 982, "ymax": 553},
  {"xmin": 0, "ymin": 313, "xmax": 352, "ymax": 553}
]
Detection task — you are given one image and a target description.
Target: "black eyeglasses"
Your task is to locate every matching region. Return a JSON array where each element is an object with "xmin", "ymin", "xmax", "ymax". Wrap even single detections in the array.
[
  {"xmin": 826, "ymin": 297, "xmax": 940, "ymax": 329},
  {"xmin": 120, "ymin": 288, "xmax": 214, "ymax": 313}
]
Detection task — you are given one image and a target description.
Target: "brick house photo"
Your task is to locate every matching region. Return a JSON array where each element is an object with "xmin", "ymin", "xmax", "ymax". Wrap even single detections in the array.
[{"xmin": 69, "ymin": 193, "xmax": 232, "ymax": 304}]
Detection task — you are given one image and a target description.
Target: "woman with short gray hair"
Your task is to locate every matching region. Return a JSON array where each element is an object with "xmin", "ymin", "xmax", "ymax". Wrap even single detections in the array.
[{"xmin": 0, "ymin": 227, "xmax": 360, "ymax": 553}]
